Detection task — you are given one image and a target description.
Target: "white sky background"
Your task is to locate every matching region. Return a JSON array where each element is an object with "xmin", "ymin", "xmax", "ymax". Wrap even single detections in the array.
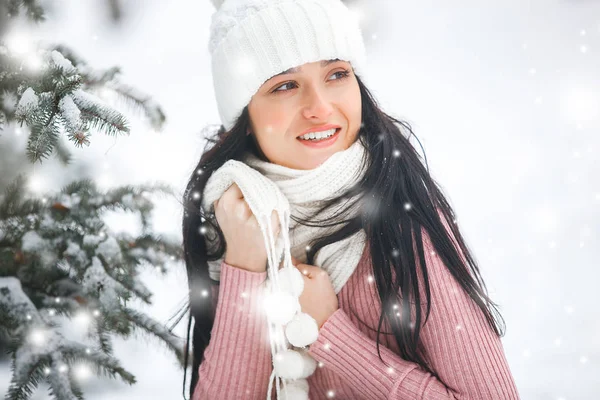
[{"xmin": 1, "ymin": 0, "xmax": 599, "ymax": 398}]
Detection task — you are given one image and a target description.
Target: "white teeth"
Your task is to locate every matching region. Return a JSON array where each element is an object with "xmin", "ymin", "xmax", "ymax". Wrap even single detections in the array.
[{"xmin": 298, "ymin": 128, "xmax": 337, "ymax": 141}]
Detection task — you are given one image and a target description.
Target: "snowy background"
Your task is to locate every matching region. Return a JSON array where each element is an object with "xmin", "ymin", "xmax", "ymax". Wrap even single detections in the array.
[{"xmin": 1, "ymin": 0, "xmax": 599, "ymax": 398}]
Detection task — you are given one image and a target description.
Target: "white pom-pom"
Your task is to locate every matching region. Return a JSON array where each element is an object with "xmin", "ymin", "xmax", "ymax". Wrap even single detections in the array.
[
  {"xmin": 263, "ymin": 290, "xmax": 300, "ymax": 325},
  {"xmin": 273, "ymin": 350, "xmax": 304, "ymax": 379},
  {"xmin": 285, "ymin": 312, "xmax": 319, "ymax": 347},
  {"xmin": 210, "ymin": 0, "xmax": 225, "ymax": 9},
  {"xmin": 278, "ymin": 265, "xmax": 304, "ymax": 297},
  {"xmin": 273, "ymin": 349, "xmax": 316, "ymax": 380},
  {"xmin": 296, "ymin": 349, "xmax": 317, "ymax": 377},
  {"xmin": 281, "ymin": 378, "xmax": 309, "ymax": 399}
]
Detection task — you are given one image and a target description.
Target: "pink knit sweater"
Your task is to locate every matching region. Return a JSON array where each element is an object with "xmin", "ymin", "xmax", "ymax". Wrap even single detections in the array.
[{"xmin": 192, "ymin": 229, "xmax": 520, "ymax": 399}]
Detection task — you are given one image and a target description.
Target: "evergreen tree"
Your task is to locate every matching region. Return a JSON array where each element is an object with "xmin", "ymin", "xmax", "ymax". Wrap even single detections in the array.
[{"xmin": 0, "ymin": 1, "xmax": 185, "ymax": 398}]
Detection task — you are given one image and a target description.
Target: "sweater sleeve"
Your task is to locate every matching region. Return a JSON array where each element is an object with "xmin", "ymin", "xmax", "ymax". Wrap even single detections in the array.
[
  {"xmin": 306, "ymin": 238, "xmax": 521, "ymax": 399},
  {"xmin": 192, "ymin": 260, "xmax": 275, "ymax": 400}
]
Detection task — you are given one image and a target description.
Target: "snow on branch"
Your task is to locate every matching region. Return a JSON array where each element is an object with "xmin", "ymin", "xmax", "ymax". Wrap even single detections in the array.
[
  {"xmin": 2, "ymin": 44, "xmax": 165, "ymax": 164},
  {"xmin": 0, "ymin": 175, "xmax": 185, "ymax": 398}
]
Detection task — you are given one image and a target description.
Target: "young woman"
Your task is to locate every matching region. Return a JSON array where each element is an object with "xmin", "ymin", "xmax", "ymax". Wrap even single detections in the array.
[{"xmin": 180, "ymin": 0, "xmax": 521, "ymax": 399}]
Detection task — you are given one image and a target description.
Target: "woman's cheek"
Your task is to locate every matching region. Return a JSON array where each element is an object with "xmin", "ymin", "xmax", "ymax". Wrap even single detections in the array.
[{"xmin": 266, "ymin": 112, "xmax": 288, "ymax": 136}]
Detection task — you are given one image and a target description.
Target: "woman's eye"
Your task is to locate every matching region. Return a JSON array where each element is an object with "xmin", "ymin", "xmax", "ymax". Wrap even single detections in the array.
[
  {"xmin": 271, "ymin": 69, "xmax": 350, "ymax": 94},
  {"xmin": 330, "ymin": 69, "xmax": 350, "ymax": 81},
  {"xmin": 273, "ymin": 82, "xmax": 297, "ymax": 93}
]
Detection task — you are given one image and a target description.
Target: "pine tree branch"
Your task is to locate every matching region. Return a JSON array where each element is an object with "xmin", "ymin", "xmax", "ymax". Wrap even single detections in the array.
[
  {"xmin": 71, "ymin": 89, "xmax": 129, "ymax": 137},
  {"xmin": 0, "ymin": 175, "xmax": 28, "ymax": 218},
  {"xmin": 6, "ymin": 354, "xmax": 51, "ymax": 400},
  {"xmin": 52, "ymin": 137, "xmax": 74, "ymax": 165},
  {"xmin": 59, "ymin": 340, "xmax": 136, "ymax": 384},
  {"xmin": 45, "ymin": 354, "xmax": 80, "ymax": 400},
  {"xmin": 2, "ymin": 46, "xmax": 151, "ymax": 165},
  {"xmin": 1, "ymin": 278, "xmax": 138, "ymax": 399},
  {"xmin": 95, "ymin": 253, "xmax": 152, "ymax": 304},
  {"xmin": 123, "ymin": 308, "xmax": 185, "ymax": 367},
  {"xmin": 0, "ymin": 277, "xmax": 41, "ymax": 332},
  {"xmin": 26, "ymin": 115, "xmax": 61, "ymax": 163},
  {"xmin": 94, "ymin": 318, "xmax": 114, "ymax": 356},
  {"xmin": 5, "ymin": 0, "xmax": 46, "ymax": 22},
  {"xmin": 105, "ymin": 81, "xmax": 166, "ymax": 130},
  {"xmin": 0, "ymin": 110, "xmax": 6, "ymax": 131}
]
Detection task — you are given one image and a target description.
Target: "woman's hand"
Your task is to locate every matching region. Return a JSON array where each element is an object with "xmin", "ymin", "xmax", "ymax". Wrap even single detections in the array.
[
  {"xmin": 213, "ymin": 183, "xmax": 280, "ymax": 273},
  {"xmin": 290, "ymin": 256, "xmax": 339, "ymax": 329}
]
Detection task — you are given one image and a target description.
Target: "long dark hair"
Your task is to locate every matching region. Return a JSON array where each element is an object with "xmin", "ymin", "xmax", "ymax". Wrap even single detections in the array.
[{"xmin": 178, "ymin": 74, "xmax": 506, "ymax": 398}]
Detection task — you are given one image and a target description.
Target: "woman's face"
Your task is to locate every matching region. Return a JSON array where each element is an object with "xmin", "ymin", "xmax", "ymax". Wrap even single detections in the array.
[{"xmin": 247, "ymin": 58, "xmax": 362, "ymax": 170}]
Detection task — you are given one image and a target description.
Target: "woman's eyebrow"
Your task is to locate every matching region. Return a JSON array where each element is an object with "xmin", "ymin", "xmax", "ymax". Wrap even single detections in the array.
[{"xmin": 272, "ymin": 58, "xmax": 341, "ymax": 78}]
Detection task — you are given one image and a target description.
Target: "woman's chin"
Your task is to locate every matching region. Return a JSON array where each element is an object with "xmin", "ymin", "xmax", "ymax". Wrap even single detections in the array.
[{"xmin": 297, "ymin": 151, "xmax": 338, "ymax": 170}]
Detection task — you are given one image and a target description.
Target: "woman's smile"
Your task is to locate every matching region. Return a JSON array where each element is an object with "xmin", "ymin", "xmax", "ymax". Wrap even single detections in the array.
[{"xmin": 296, "ymin": 127, "xmax": 341, "ymax": 149}]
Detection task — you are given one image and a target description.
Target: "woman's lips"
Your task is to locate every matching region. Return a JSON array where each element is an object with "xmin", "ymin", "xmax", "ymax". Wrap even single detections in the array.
[{"xmin": 296, "ymin": 128, "xmax": 341, "ymax": 148}]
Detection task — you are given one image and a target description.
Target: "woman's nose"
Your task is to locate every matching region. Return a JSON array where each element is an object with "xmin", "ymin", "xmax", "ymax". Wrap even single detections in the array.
[{"xmin": 302, "ymin": 86, "xmax": 333, "ymax": 120}]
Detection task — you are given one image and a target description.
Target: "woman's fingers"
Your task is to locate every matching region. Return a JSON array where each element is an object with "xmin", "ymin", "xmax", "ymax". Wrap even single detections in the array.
[
  {"xmin": 218, "ymin": 183, "xmax": 252, "ymax": 220},
  {"xmin": 294, "ymin": 262, "xmax": 322, "ymax": 279},
  {"xmin": 298, "ymin": 267, "xmax": 312, "ymax": 278},
  {"xmin": 227, "ymin": 182, "xmax": 243, "ymax": 199},
  {"xmin": 218, "ymin": 183, "xmax": 242, "ymax": 211},
  {"xmin": 291, "ymin": 257, "xmax": 311, "ymax": 276},
  {"xmin": 289, "ymin": 258, "xmax": 329, "ymax": 281}
]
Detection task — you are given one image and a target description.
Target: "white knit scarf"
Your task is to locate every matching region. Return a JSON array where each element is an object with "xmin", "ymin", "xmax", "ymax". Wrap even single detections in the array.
[{"xmin": 201, "ymin": 138, "xmax": 369, "ymax": 399}]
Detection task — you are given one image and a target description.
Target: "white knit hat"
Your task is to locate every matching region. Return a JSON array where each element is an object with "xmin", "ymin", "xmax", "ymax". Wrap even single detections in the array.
[{"xmin": 208, "ymin": 0, "xmax": 368, "ymax": 131}]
